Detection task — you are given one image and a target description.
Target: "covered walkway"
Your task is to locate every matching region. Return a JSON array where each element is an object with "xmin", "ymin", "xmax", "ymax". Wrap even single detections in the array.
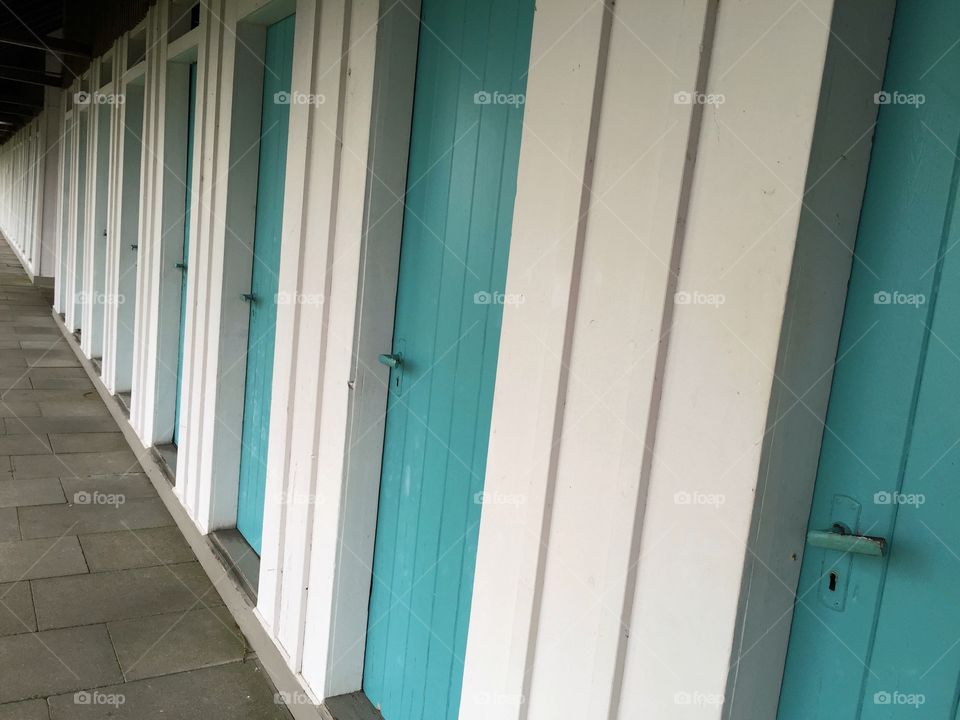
[{"xmin": 0, "ymin": 237, "xmax": 289, "ymax": 719}]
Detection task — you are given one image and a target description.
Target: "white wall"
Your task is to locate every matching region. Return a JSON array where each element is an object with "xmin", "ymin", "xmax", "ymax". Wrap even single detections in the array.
[{"xmin": 0, "ymin": 0, "xmax": 897, "ymax": 718}]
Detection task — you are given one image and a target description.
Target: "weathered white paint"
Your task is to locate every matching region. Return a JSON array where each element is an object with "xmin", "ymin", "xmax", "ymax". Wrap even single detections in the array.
[{"xmin": 0, "ymin": 1, "xmax": 898, "ymax": 719}]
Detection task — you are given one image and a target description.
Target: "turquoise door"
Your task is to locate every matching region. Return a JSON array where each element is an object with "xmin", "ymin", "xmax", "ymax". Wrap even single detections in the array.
[
  {"xmin": 362, "ymin": 2, "xmax": 534, "ymax": 718},
  {"xmin": 173, "ymin": 62, "xmax": 197, "ymax": 446},
  {"xmin": 235, "ymin": 15, "xmax": 295, "ymax": 555},
  {"xmin": 779, "ymin": 2, "xmax": 960, "ymax": 717}
]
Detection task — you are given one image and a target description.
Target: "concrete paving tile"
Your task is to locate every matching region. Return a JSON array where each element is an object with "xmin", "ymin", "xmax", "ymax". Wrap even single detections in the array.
[
  {"xmin": 48, "ymin": 433, "xmax": 127, "ymax": 454},
  {"xmin": 60, "ymin": 475, "xmax": 155, "ymax": 505},
  {"xmin": 12, "ymin": 450, "xmax": 141, "ymax": 479},
  {"xmin": 46, "ymin": 661, "xmax": 289, "ymax": 720},
  {"xmin": 0, "ymin": 699, "xmax": 49, "ymax": 720},
  {"xmin": 0, "ymin": 508, "xmax": 18, "ymax": 541},
  {"xmin": 0, "ymin": 435, "xmax": 52, "ymax": 456},
  {"xmin": 108, "ymin": 606, "xmax": 246, "ymax": 681},
  {"xmin": 32, "ymin": 562, "xmax": 222, "ymax": 630},
  {"xmin": 0, "ymin": 625, "xmax": 122, "ymax": 703},
  {"xmin": 1, "ymin": 390, "xmax": 99, "ymax": 404},
  {"xmin": 0, "ymin": 537, "xmax": 87, "ymax": 582},
  {"xmin": 18, "ymin": 498, "xmax": 172, "ymax": 539},
  {"xmin": 78, "ymin": 526, "xmax": 194, "ymax": 573},
  {"xmin": 3, "ymin": 417, "xmax": 118, "ymax": 435},
  {"xmin": 0, "ymin": 478, "xmax": 64, "ymax": 508},
  {"xmin": 0, "ymin": 403, "xmax": 41, "ymax": 418},
  {"xmin": 32, "ymin": 402, "xmax": 107, "ymax": 418},
  {"xmin": 0, "ymin": 582, "xmax": 37, "ymax": 636},
  {"xmin": 0, "ymin": 376, "xmax": 31, "ymax": 389}
]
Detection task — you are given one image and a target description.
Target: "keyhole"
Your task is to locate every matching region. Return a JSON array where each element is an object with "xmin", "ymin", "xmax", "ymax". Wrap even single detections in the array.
[{"xmin": 828, "ymin": 571, "xmax": 838, "ymax": 592}]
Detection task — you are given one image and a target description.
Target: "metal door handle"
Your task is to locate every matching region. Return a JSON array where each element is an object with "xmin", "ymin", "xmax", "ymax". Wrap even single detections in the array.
[
  {"xmin": 807, "ymin": 524, "xmax": 886, "ymax": 557},
  {"xmin": 130, "ymin": 244, "xmax": 138, "ymax": 250},
  {"xmin": 378, "ymin": 353, "xmax": 403, "ymax": 369},
  {"xmin": 175, "ymin": 262, "xmax": 187, "ymax": 270},
  {"xmin": 241, "ymin": 292, "xmax": 257, "ymax": 303}
]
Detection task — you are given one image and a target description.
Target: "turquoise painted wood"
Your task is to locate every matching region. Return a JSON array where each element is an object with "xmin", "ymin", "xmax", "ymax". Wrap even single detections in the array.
[
  {"xmin": 236, "ymin": 15, "xmax": 295, "ymax": 555},
  {"xmin": 362, "ymin": 2, "xmax": 534, "ymax": 718},
  {"xmin": 173, "ymin": 62, "xmax": 197, "ymax": 447},
  {"xmin": 779, "ymin": 3, "xmax": 960, "ymax": 718}
]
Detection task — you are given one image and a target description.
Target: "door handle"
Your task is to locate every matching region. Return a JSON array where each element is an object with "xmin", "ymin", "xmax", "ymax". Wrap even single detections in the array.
[
  {"xmin": 378, "ymin": 353, "xmax": 403, "ymax": 369},
  {"xmin": 130, "ymin": 244, "xmax": 138, "ymax": 250},
  {"xmin": 807, "ymin": 524, "xmax": 886, "ymax": 557},
  {"xmin": 241, "ymin": 292, "xmax": 257, "ymax": 303},
  {"xmin": 175, "ymin": 262, "xmax": 187, "ymax": 270}
]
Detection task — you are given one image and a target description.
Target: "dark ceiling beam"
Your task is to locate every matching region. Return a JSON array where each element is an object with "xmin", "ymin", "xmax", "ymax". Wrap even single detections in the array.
[
  {"xmin": 0, "ymin": 65, "xmax": 61, "ymax": 87},
  {"xmin": 0, "ymin": 34, "xmax": 90, "ymax": 59}
]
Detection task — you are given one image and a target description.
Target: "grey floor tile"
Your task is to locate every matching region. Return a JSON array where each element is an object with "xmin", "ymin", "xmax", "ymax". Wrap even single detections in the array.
[
  {"xmin": 3, "ymin": 417, "xmax": 118, "ymax": 435},
  {"xmin": 12, "ymin": 450, "xmax": 142, "ymax": 479},
  {"xmin": 0, "ymin": 478, "xmax": 64, "ymax": 508},
  {"xmin": 60, "ymin": 475, "xmax": 155, "ymax": 505},
  {"xmin": 48, "ymin": 433, "xmax": 127, "ymax": 454},
  {"xmin": 32, "ymin": 562, "xmax": 222, "ymax": 630},
  {"xmin": 1, "ymin": 390, "xmax": 99, "ymax": 405},
  {"xmin": 78, "ymin": 526, "xmax": 194, "ymax": 573},
  {"xmin": 0, "ymin": 507, "xmax": 18, "ymax": 541},
  {"xmin": 0, "ymin": 376, "xmax": 32, "ymax": 390},
  {"xmin": 0, "ymin": 537, "xmax": 87, "ymax": 582},
  {"xmin": 33, "ymin": 402, "xmax": 106, "ymax": 417},
  {"xmin": 0, "ymin": 403, "xmax": 41, "ymax": 419},
  {"xmin": 0, "ymin": 435, "xmax": 52, "ymax": 456},
  {"xmin": 0, "ymin": 625, "xmax": 122, "ymax": 703},
  {"xmin": 0, "ymin": 582, "xmax": 37, "ymax": 636},
  {"xmin": 109, "ymin": 606, "xmax": 246, "ymax": 681},
  {"xmin": 0, "ymin": 699, "xmax": 49, "ymax": 720},
  {"xmin": 46, "ymin": 661, "xmax": 289, "ymax": 720},
  {"xmin": 18, "ymin": 498, "xmax": 172, "ymax": 539}
]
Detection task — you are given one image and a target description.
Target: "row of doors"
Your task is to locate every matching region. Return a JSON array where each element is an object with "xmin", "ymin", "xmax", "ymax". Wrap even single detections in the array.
[{"xmin": 85, "ymin": 0, "xmax": 954, "ymax": 717}]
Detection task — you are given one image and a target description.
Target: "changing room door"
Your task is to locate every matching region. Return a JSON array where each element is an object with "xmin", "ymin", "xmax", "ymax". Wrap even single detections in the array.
[
  {"xmin": 235, "ymin": 15, "xmax": 294, "ymax": 554},
  {"xmin": 779, "ymin": 2, "xmax": 960, "ymax": 717},
  {"xmin": 362, "ymin": 1, "xmax": 534, "ymax": 718},
  {"xmin": 173, "ymin": 61, "xmax": 197, "ymax": 446}
]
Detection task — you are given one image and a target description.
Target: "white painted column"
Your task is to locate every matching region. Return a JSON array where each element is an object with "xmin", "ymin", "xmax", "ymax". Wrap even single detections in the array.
[{"xmin": 459, "ymin": 0, "xmax": 888, "ymax": 719}]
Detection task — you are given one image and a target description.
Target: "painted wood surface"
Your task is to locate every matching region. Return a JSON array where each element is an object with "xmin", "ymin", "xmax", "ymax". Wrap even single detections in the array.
[
  {"xmin": 779, "ymin": 2, "xmax": 960, "ymax": 717},
  {"xmin": 362, "ymin": 1, "xmax": 534, "ymax": 718},
  {"xmin": 236, "ymin": 15, "xmax": 295, "ymax": 555},
  {"xmin": 174, "ymin": 62, "xmax": 197, "ymax": 447}
]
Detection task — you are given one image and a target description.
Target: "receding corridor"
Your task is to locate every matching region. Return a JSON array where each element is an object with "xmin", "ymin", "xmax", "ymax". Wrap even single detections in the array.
[{"xmin": 0, "ymin": 237, "xmax": 290, "ymax": 719}]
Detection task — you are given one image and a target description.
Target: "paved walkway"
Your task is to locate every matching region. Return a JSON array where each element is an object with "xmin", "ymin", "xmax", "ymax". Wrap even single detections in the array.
[{"xmin": 0, "ymin": 240, "xmax": 291, "ymax": 719}]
